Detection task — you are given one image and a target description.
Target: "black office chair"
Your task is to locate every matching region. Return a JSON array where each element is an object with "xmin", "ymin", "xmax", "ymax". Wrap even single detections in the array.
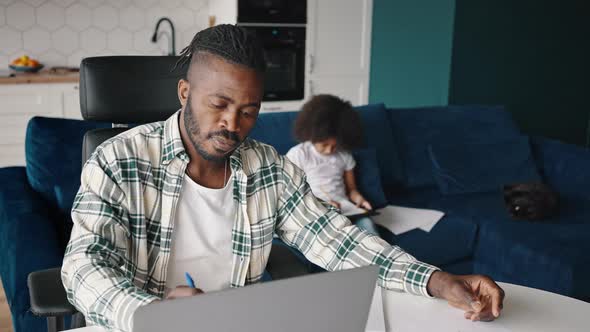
[{"xmin": 27, "ymin": 56, "xmax": 309, "ymax": 331}]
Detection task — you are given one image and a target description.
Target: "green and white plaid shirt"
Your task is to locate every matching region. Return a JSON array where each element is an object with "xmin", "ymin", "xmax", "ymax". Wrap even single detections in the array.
[{"xmin": 62, "ymin": 111, "xmax": 438, "ymax": 332}]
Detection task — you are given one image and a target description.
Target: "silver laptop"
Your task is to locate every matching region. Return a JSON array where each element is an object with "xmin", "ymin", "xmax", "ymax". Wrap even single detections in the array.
[{"xmin": 133, "ymin": 265, "xmax": 379, "ymax": 332}]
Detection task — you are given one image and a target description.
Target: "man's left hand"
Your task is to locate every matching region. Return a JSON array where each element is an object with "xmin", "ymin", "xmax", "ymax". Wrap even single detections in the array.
[{"xmin": 427, "ymin": 271, "xmax": 505, "ymax": 322}]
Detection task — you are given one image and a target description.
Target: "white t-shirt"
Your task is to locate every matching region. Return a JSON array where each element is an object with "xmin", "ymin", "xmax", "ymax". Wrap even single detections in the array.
[
  {"xmin": 165, "ymin": 172, "xmax": 236, "ymax": 295},
  {"xmin": 286, "ymin": 141, "xmax": 356, "ymax": 202}
]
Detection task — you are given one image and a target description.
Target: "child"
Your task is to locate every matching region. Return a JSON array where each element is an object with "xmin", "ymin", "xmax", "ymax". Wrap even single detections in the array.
[{"xmin": 286, "ymin": 94, "xmax": 379, "ymax": 235}]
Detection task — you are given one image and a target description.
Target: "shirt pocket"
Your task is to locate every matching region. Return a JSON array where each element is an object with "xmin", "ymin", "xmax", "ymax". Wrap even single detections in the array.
[
  {"xmin": 248, "ymin": 217, "xmax": 275, "ymax": 278},
  {"xmin": 249, "ymin": 217, "xmax": 275, "ymax": 249}
]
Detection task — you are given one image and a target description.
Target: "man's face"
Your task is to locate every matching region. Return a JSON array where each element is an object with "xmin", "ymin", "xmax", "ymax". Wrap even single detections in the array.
[{"xmin": 179, "ymin": 55, "xmax": 264, "ymax": 162}]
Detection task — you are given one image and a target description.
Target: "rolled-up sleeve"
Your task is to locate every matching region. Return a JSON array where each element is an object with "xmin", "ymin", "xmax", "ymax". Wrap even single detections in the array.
[{"xmin": 275, "ymin": 156, "xmax": 439, "ymax": 297}]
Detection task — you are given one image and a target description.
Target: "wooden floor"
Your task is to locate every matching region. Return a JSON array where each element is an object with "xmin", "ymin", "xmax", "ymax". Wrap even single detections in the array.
[{"xmin": 0, "ymin": 279, "xmax": 13, "ymax": 332}]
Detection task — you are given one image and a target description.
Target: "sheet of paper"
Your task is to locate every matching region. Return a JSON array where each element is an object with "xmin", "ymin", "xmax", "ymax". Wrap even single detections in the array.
[
  {"xmin": 418, "ymin": 218, "xmax": 439, "ymax": 232},
  {"xmin": 339, "ymin": 199, "xmax": 368, "ymax": 216},
  {"xmin": 372, "ymin": 205, "xmax": 445, "ymax": 235},
  {"xmin": 365, "ymin": 286, "xmax": 386, "ymax": 332}
]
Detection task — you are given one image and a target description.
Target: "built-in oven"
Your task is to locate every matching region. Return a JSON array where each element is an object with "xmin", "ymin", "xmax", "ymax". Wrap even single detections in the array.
[
  {"xmin": 238, "ymin": 0, "xmax": 306, "ymax": 24},
  {"xmin": 241, "ymin": 25, "xmax": 306, "ymax": 101}
]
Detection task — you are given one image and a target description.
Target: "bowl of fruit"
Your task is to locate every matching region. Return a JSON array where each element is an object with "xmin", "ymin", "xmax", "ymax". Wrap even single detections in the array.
[{"xmin": 9, "ymin": 55, "xmax": 44, "ymax": 73}]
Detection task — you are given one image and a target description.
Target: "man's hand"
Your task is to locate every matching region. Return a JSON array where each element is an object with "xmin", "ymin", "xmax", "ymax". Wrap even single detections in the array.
[
  {"xmin": 165, "ymin": 285, "xmax": 204, "ymax": 300},
  {"xmin": 427, "ymin": 271, "xmax": 505, "ymax": 322},
  {"xmin": 349, "ymin": 190, "xmax": 372, "ymax": 210}
]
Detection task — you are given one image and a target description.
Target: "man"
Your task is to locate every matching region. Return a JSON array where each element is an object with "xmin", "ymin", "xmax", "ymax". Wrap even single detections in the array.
[{"xmin": 62, "ymin": 25, "xmax": 504, "ymax": 332}]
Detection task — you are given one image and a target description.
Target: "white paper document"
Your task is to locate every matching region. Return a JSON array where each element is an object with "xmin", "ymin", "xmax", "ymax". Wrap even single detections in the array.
[
  {"xmin": 372, "ymin": 205, "xmax": 445, "ymax": 235},
  {"xmin": 339, "ymin": 199, "xmax": 368, "ymax": 216}
]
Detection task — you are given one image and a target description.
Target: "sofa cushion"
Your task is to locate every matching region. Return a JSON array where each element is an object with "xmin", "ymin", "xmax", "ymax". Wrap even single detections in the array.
[
  {"xmin": 429, "ymin": 136, "xmax": 541, "ymax": 195},
  {"xmin": 426, "ymin": 188, "xmax": 590, "ymax": 225},
  {"xmin": 378, "ymin": 211, "xmax": 478, "ymax": 267},
  {"xmin": 388, "ymin": 105, "xmax": 520, "ymax": 189},
  {"xmin": 427, "ymin": 191, "xmax": 508, "ymax": 222},
  {"xmin": 25, "ymin": 117, "xmax": 110, "ymax": 213},
  {"xmin": 417, "ymin": 186, "xmax": 590, "ymax": 299},
  {"xmin": 352, "ymin": 148, "xmax": 387, "ymax": 209},
  {"xmin": 382, "ymin": 189, "xmax": 478, "ymax": 267},
  {"xmin": 475, "ymin": 218, "xmax": 590, "ymax": 299}
]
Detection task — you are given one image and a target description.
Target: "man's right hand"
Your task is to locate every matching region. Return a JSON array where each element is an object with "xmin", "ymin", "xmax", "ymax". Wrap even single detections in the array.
[{"xmin": 165, "ymin": 285, "xmax": 204, "ymax": 300}]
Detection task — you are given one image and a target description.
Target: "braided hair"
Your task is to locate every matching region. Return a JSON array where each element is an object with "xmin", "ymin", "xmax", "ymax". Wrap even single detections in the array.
[{"xmin": 175, "ymin": 24, "xmax": 266, "ymax": 75}]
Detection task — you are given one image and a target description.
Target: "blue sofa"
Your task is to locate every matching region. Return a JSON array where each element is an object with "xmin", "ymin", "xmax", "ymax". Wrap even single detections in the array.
[
  {"xmin": 253, "ymin": 105, "xmax": 590, "ymax": 299},
  {"xmin": 1, "ymin": 104, "xmax": 589, "ymax": 331}
]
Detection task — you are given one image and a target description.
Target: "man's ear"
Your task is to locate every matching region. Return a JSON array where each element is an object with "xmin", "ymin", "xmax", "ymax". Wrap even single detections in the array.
[{"xmin": 178, "ymin": 79, "xmax": 190, "ymax": 107}]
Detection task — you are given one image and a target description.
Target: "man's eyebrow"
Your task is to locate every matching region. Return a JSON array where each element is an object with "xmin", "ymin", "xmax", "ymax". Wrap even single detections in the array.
[
  {"xmin": 210, "ymin": 93, "xmax": 233, "ymax": 102},
  {"xmin": 245, "ymin": 101, "xmax": 261, "ymax": 108},
  {"xmin": 210, "ymin": 93, "xmax": 261, "ymax": 108}
]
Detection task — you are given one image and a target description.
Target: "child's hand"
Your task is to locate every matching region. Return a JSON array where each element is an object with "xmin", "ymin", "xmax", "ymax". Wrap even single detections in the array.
[
  {"xmin": 349, "ymin": 190, "xmax": 372, "ymax": 210},
  {"xmin": 328, "ymin": 200, "xmax": 341, "ymax": 209},
  {"xmin": 358, "ymin": 200, "xmax": 372, "ymax": 210}
]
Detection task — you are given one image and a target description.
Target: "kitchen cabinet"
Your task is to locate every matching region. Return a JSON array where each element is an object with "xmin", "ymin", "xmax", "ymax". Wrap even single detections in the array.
[
  {"xmin": 58, "ymin": 83, "xmax": 82, "ymax": 120},
  {"xmin": 0, "ymin": 82, "xmax": 80, "ymax": 167},
  {"xmin": 305, "ymin": 0, "xmax": 372, "ymax": 105}
]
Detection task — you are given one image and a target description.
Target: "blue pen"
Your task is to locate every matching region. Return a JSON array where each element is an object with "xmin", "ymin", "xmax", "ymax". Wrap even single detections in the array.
[{"xmin": 184, "ymin": 272, "xmax": 196, "ymax": 288}]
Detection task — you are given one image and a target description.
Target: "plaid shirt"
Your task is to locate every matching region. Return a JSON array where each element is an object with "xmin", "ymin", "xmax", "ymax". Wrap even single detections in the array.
[{"xmin": 62, "ymin": 111, "xmax": 438, "ymax": 332}]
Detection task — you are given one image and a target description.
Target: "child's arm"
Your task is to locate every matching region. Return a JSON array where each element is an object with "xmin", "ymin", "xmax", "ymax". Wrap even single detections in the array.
[
  {"xmin": 286, "ymin": 147, "xmax": 305, "ymax": 171},
  {"xmin": 343, "ymin": 170, "xmax": 372, "ymax": 210}
]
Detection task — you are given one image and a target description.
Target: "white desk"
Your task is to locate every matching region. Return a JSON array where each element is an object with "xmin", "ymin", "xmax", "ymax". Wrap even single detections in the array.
[
  {"xmin": 71, "ymin": 282, "xmax": 590, "ymax": 332},
  {"xmin": 381, "ymin": 282, "xmax": 590, "ymax": 332}
]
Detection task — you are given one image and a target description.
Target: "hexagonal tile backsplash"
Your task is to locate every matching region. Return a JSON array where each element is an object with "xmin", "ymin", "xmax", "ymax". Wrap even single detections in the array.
[{"xmin": 0, "ymin": 0, "xmax": 209, "ymax": 67}]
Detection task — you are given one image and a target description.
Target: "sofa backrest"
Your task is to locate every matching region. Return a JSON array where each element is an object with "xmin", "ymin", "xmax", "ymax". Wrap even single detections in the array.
[
  {"xmin": 25, "ymin": 117, "xmax": 110, "ymax": 215},
  {"xmin": 386, "ymin": 105, "xmax": 521, "ymax": 189},
  {"xmin": 25, "ymin": 104, "xmax": 519, "ymax": 217},
  {"xmin": 249, "ymin": 111, "xmax": 300, "ymax": 154}
]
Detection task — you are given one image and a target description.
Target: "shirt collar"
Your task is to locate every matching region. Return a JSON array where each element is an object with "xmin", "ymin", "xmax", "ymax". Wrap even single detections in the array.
[{"xmin": 161, "ymin": 110, "xmax": 188, "ymax": 165}]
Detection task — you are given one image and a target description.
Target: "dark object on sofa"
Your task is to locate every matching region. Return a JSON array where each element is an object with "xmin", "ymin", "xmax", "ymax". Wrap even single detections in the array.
[{"xmin": 503, "ymin": 182, "xmax": 559, "ymax": 220}]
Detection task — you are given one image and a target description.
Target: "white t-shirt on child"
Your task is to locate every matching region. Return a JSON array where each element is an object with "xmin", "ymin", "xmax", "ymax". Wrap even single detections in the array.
[{"xmin": 286, "ymin": 141, "xmax": 355, "ymax": 202}]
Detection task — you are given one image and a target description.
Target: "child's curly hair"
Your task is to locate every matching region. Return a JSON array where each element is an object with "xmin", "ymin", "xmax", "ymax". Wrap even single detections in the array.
[{"xmin": 293, "ymin": 94, "xmax": 363, "ymax": 151}]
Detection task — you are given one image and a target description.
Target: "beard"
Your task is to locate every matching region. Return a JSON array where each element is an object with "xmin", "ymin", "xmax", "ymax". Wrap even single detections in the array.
[{"xmin": 183, "ymin": 96, "xmax": 241, "ymax": 163}]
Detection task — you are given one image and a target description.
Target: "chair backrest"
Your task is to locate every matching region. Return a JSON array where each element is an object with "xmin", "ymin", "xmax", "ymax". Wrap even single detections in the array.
[{"xmin": 79, "ymin": 56, "xmax": 186, "ymax": 162}]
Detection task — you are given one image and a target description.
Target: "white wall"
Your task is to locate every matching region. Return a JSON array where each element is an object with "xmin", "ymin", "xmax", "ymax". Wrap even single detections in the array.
[{"xmin": 0, "ymin": 0, "xmax": 209, "ymax": 68}]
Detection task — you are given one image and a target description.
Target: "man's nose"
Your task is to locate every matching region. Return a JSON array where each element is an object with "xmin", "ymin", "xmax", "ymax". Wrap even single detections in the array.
[{"xmin": 222, "ymin": 111, "xmax": 240, "ymax": 133}]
